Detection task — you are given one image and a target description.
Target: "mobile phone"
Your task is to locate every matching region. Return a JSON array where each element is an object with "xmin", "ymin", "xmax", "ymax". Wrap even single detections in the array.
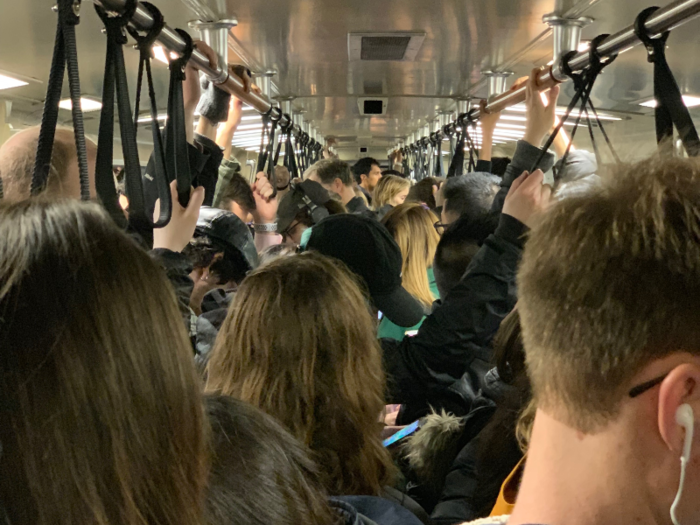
[{"xmin": 382, "ymin": 419, "xmax": 421, "ymax": 448}]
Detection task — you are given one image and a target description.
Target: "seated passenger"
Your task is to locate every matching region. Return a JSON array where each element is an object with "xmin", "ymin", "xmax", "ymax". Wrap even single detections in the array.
[
  {"xmin": 206, "ymin": 252, "xmax": 396, "ymax": 497},
  {"xmin": 204, "ymin": 394, "xmax": 424, "ymax": 525},
  {"xmin": 276, "ymin": 179, "xmax": 346, "ymax": 245},
  {"xmin": 0, "ymin": 126, "xmax": 97, "ymax": 201},
  {"xmin": 378, "ymin": 203, "xmax": 441, "ymax": 340},
  {"xmin": 433, "ymin": 212, "xmax": 499, "ymax": 300},
  {"xmin": 373, "ymin": 175, "xmax": 411, "ymax": 220},
  {"xmin": 0, "ymin": 199, "xmax": 207, "ymax": 524},
  {"xmin": 440, "ymin": 173, "xmax": 500, "ymax": 227},
  {"xmin": 472, "ymin": 156, "xmax": 700, "ymax": 525},
  {"xmin": 352, "ymin": 157, "xmax": 383, "ymax": 205}
]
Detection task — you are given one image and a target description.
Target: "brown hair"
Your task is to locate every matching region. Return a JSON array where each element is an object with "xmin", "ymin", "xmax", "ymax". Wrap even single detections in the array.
[
  {"xmin": 204, "ymin": 395, "xmax": 336, "ymax": 525},
  {"xmin": 519, "ymin": 156, "xmax": 700, "ymax": 432},
  {"xmin": 0, "ymin": 199, "xmax": 208, "ymax": 524},
  {"xmin": 206, "ymin": 252, "xmax": 395, "ymax": 495},
  {"xmin": 382, "ymin": 203, "xmax": 440, "ymax": 306},
  {"xmin": 372, "ymin": 175, "xmax": 411, "ymax": 210}
]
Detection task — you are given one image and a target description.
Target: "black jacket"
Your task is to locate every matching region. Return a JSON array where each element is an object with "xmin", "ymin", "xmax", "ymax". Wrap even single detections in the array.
[
  {"xmin": 381, "ymin": 214, "xmax": 525, "ymax": 423},
  {"xmin": 382, "ymin": 140, "xmax": 554, "ymax": 424}
]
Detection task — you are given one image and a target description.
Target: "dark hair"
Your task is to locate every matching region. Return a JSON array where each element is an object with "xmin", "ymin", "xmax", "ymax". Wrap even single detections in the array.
[
  {"xmin": 433, "ymin": 212, "xmax": 499, "ymax": 299},
  {"xmin": 316, "ymin": 159, "xmax": 353, "ymax": 186},
  {"xmin": 470, "ymin": 309, "xmax": 530, "ymax": 519},
  {"xmin": 352, "ymin": 157, "xmax": 379, "ymax": 184},
  {"xmin": 204, "ymin": 395, "xmax": 336, "ymax": 525},
  {"xmin": 407, "ymin": 177, "xmax": 443, "ymax": 209},
  {"xmin": 184, "ymin": 237, "xmax": 250, "ymax": 285},
  {"xmin": 289, "ymin": 199, "xmax": 347, "ymax": 230},
  {"xmin": 442, "ymin": 174, "xmax": 500, "ymax": 221},
  {"xmin": 490, "ymin": 157, "xmax": 512, "ymax": 177},
  {"xmin": 0, "ymin": 199, "xmax": 208, "ymax": 525},
  {"xmin": 218, "ymin": 172, "xmax": 256, "ymax": 214},
  {"xmin": 382, "ymin": 169, "xmax": 406, "ymax": 178}
]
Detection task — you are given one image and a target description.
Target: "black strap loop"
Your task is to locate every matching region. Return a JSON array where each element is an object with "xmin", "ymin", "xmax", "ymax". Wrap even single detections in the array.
[
  {"xmin": 634, "ymin": 7, "xmax": 700, "ymax": 156},
  {"xmin": 128, "ymin": 1, "xmax": 171, "ymax": 231},
  {"xmin": 165, "ymin": 29, "xmax": 196, "ymax": 208},
  {"xmin": 32, "ymin": 0, "xmax": 90, "ymax": 200},
  {"xmin": 94, "ymin": 1, "xmax": 139, "ymax": 229}
]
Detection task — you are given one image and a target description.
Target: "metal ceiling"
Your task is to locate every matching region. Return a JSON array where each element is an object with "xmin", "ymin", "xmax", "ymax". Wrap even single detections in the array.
[{"xmin": 1, "ymin": 0, "xmax": 700, "ymax": 159}]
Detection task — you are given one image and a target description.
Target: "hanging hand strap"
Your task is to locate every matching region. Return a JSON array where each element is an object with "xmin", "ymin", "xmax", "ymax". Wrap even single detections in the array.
[
  {"xmin": 165, "ymin": 29, "xmax": 195, "ymax": 208},
  {"xmin": 94, "ymin": 0, "xmax": 140, "ymax": 230},
  {"xmin": 255, "ymin": 109, "xmax": 279, "ymax": 196},
  {"xmin": 447, "ymin": 124, "xmax": 466, "ymax": 178},
  {"xmin": 32, "ymin": 0, "xmax": 90, "ymax": 200},
  {"xmin": 284, "ymin": 127, "xmax": 299, "ymax": 179},
  {"xmin": 128, "ymin": 1, "xmax": 171, "ymax": 229},
  {"xmin": 635, "ymin": 7, "xmax": 700, "ymax": 156}
]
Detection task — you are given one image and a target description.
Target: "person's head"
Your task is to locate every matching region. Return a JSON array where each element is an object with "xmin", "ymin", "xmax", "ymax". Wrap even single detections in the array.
[
  {"xmin": 274, "ymin": 165, "xmax": 291, "ymax": 190},
  {"xmin": 206, "ymin": 252, "xmax": 395, "ymax": 496},
  {"xmin": 306, "ymin": 214, "xmax": 425, "ymax": 328},
  {"xmin": 382, "ymin": 168, "xmax": 407, "ymax": 179},
  {"xmin": 518, "ymin": 157, "xmax": 700, "ymax": 522},
  {"xmin": 407, "ymin": 177, "xmax": 443, "ymax": 210},
  {"xmin": 185, "ymin": 207, "xmax": 259, "ymax": 314},
  {"xmin": 372, "ymin": 175, "xmax": 411, "ymax": 210},
  {"xmin": 0, "ymin": 199, "xmax": 207, "ymax": 525},
  {"xmin": 204, "ymin": 395, "xmax": 335, "ymax": 525},
  {"xmin": 0, "ymin": 126, "xmax": 97, "ymax": 201},
  {"xmin": 352, "ymin": 157, "xmax": 382, "ymax": 191},
  {"xmin": 440, "ymin": 173, "xmax": 500, "ymax": 226},
  {"xmin": 381, "ymin": 203, "xmax": 440, "ymax": 307},
  {"xmin": 433, "ymin": 211, "xmax": 499, "ymax": 299},
  {"xmin": 306, "ymin": 159, "xmax": 353, "ymax": 199},
  {"xmin": 217, "ymin": 172, "xmax": 256, "ymax": 223},
  {"xmin": 277, "ymin": 180, "xmax": 346, "ymax": 245}
]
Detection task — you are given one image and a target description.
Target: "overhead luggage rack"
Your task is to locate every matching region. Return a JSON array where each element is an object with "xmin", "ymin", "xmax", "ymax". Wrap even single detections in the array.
[{"xmin": 93, "ymin": 0, "xmax": 322, "ymax": 153}]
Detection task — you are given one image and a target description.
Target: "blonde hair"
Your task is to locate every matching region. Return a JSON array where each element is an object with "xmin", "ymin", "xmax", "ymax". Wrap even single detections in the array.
[
  {"xmin": 373, "ymin": 175, "xmax": 411, "ymax": 210},
  {"xmin": 206, "ymin": 252, "xmax": 395, "ymax": 496},
  {"xmin": 382, "ymin": 203, "xmax": 440, "ymax": 307}
]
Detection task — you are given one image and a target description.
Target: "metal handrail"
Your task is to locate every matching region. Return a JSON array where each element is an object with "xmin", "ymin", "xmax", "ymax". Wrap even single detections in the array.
[{"xmin": 93, "ymin": 0, "xmax": 321, "ymax": 150}]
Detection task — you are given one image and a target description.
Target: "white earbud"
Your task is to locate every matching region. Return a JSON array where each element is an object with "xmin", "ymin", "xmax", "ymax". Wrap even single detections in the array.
[{"xmin": 671, "ymin": 403, "xmax": 694, "ymax": 525}]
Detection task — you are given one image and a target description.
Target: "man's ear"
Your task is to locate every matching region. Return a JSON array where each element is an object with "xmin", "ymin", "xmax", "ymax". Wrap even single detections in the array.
[{"xmin": 658, "ymin": 363, "xmax": 700, "ymax": 454}]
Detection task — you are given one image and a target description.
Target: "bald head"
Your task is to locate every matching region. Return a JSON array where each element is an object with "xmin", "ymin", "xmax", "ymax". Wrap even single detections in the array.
[{"xmin": 0, "ymin": 127, "xmax": 97, "ymax": 201}]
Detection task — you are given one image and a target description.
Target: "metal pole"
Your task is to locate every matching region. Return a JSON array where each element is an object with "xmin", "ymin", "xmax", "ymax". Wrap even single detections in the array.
[
  {"xmin": 476, "ymin": 0, "xmax": 700, "ymax": 120},
  {"xmin": 93, "ymin": 0, "xmax": 300, "ymax": 134}
]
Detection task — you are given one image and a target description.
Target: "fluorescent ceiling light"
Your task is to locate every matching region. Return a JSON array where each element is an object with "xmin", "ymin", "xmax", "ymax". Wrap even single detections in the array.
[
  {"xmin": 241, "ymin": 115, "xmax": 261, "ymax": 121},
  {"xmin": 500, "ymin": 115, "xmax": 527, "ymax": 122},
  {"xmin": 0, "ymin": 72, "xmax": 28, "ymax": 90},
  {"xmin": 236, "ymin": 123, "xmax": 264, "ymax": 131},
  {"xmin": 59, "ymin": 97, "xmax": 102, "ymax": 112},
  {"xmin": 508, "ymin": 104, "xmax": 621, "ymax": 120},
  {"xmin": 640, "ymin": 95, "xmax": 700, "ymax": 108},
  {"xmin": 153, "ymin": 45, "xmax": 179, "ymax": 65},
  {"xmin": 137, "ymin": 114, "xmax": 167, "ymax": 123}
]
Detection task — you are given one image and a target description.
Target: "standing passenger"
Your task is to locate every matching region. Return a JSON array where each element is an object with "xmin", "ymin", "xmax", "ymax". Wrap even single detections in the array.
[{"xmin": 353, "ymin": 157, "xmax": 383, "ymax": 205}]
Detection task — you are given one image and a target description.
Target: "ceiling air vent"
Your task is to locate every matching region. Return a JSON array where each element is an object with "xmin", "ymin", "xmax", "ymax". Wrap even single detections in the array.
[{"xmin": 348, "ymin": 32, "xmax": 426, "ymax": 62}]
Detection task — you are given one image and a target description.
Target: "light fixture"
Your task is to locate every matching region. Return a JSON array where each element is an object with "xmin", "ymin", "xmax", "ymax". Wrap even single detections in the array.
[
  {"xmin": 137, "ymin": 114, "xmax": 167, "ymax": 123},
  {"xmin": 578, "ymin": 41, "xmax": 590, "ymax": 52},
  {"xmin": 639, "ymin": 95, "xmax": 700, "ymax": 108},
  {"xmin": 0, "ymin": 72, "xmax": 28, "ymax": 91},
  {"xmin": 153, "ymin": 45, "xmax": 179, "ymax": 65},
  {"xmin": 507, "ymin": 104, "xmax": 622, "ymax": 120},
  {"xmin": 236, "ymin": 123, "xmax": 264, "ymax": 131},
  {"xmin": 500, "ymin": 115, "xmax": 527, "ymax": 122},
  {"xmin": 58, "ymin": 97, "xmax": 103, "ymax": 112},
  {"xmin": 241, "ymin": 115, "xmax": 262, "ymax": 121}
]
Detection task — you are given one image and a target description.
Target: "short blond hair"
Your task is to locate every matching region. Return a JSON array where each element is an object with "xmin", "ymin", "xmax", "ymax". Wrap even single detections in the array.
[
  {"xmin": 519, "ymin": 156, "xmax": 700, "ymax": 432},
  {"xmin": 373, "ymin": 175, "xmax": 410, "ymax": 210}
]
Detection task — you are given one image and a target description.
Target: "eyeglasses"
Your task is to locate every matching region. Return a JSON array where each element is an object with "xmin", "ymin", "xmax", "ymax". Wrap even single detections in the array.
[
  {"xmin": 434, "ymin": 221, "xmax": 447, "ymax": 235},
  {"xmin": 628, "ymin": 373, "xmax": 670, "ymax": 398}
]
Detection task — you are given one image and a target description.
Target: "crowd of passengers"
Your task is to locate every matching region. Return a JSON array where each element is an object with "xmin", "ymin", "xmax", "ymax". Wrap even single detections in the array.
[{"xmin": 0, "ymin": 39, "xmax": 699, "ymax": 525}]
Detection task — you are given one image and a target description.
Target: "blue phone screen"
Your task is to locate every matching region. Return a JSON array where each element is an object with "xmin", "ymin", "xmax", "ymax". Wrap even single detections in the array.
[{"xmin": 382, "ymin": 420, "xmax": 420, "ymax": 448}]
